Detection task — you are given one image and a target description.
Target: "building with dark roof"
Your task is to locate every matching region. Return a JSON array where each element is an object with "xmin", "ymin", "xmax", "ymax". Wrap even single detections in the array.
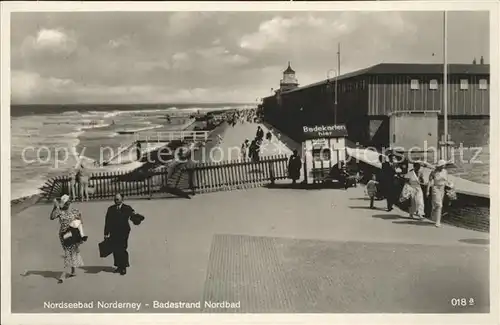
[{"xmin": 262, "ymin": 62, "xmax": 490, "ymax": 146}]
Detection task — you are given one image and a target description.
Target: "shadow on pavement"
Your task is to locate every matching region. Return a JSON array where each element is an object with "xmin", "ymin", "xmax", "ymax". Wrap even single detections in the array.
[
  {"xmin": 264, "ymin": 183, "xmax": 311, "ymax": 190},
  {"xmin": 392, "ymin": 220, "xmax": 436, "ymax": 226},
  {"xmin": 349, "ymin": 206, "xmax": 389, "ymax": 210},
  {"xmin": 371, "ymin": 214, "xmax": 411, "ymax": 220},
  {"xmin": 265, "ymin": 182, "xmax": 347, "ymax": 191},
  {"xmin": 80, "ymin": 266, "xmax": 115, "ymax": 274},
  {"xmin": 21, "ymin": 270, "xmax": 60, "ymax": 280},
  {"xmin": 458, "ymin": 238, "xmax": 490, "ymax": 245}
]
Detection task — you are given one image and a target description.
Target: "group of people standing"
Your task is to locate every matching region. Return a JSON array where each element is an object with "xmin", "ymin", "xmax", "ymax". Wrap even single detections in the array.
[
  {"xmin": 368, "ymin": 154, "xmax": 450, "ymax": 228},
  {"xmin": 50, "ymin": 193, "xmax": 141, "ymax": 283},
  {"xmin": 224, "ymin": 109, "xmax": 258, "ymax": 127},
  {"xmin": 240, "ymin": 126, "xmax": 274, "ymax": 162}
]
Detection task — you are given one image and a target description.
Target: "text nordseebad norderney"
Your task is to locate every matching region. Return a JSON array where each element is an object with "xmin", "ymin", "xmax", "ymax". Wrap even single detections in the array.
[{"xmin": 44, "ymin": 300, "xmax": 241, "ymax": 310}]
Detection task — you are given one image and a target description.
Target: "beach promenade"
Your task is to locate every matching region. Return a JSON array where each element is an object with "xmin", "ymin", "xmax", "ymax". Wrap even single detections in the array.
[
  {"xmin": 10, "ymin": 122, "xmax": 489, "ymax": 313},
  {"xmin": 204, "ymin": 121, "xmax": 292, "ymax": 162}
]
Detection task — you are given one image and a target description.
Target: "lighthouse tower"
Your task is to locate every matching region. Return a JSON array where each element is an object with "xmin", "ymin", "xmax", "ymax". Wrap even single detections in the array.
[{"xmin": 279, "ymin": 61, "xmax": 299, "ymax": 92}]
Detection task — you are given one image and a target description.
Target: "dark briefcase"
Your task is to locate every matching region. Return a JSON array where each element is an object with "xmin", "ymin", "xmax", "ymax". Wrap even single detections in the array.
[{"xmin": 98, "ymin": 239, "xmax": 113, "ymax": 258}]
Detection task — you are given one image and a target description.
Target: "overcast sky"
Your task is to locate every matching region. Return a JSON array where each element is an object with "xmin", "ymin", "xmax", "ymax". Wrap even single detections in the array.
[{"xmin": 11, "ymin": 11, "xmax": 489, "ymax": 105}]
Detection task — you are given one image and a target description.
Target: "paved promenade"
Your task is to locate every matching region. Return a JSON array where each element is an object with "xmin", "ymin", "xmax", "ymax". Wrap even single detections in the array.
[
  {"xmin": 208, "ymin": 121, "xmax": 292, "ymax": 162},
  {"xmin": 10, "ymin": 121, "xmax": 490, "ymax": 314},
  {"xmin": 12, "ymin": 185, "xmax": 489, "ymax": 313}
]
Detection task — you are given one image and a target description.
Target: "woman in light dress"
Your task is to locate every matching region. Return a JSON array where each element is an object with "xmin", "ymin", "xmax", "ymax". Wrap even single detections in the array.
[
  {"xmin": 50, "ymin": 194, "xmax": 87, "ymax": 283},
  {"xmin": 426, "ymin": 159, "xmax": 448, "ymax": 227},
  {"xmin": 78, "ymin": 163, "xmax": 90, "ymax": 202},
  {"xmin": 406, "ymin": 162, "xmax": 426, "ymax": 219},
  {"xmin": 69, "ymin": 169, "xmax": 77, "ymax": 201},
  {"xmin": 240, "ymin": 139, "xmax": 249, "ymax": 160}
]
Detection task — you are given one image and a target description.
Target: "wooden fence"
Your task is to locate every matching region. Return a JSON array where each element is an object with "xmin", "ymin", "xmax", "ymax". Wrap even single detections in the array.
[{"xmin": 40, "ymin": 155, "xmax": 289, "ymax": 201}]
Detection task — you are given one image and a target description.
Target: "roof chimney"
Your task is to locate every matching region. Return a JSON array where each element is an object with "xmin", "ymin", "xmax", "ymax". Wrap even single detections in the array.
[
  {"xmin": 480, "ymin": 56, "xmax": 484, "ymax": 65},
  {"xmin": 472, "ymin": 57, "xmax": 477, "ymax": 65}
]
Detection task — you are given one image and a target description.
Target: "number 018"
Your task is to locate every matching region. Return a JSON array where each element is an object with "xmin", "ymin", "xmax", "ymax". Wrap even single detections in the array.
[{"xmin": 451, "ymin": 298, "xmax": 475, "ymax": 306}]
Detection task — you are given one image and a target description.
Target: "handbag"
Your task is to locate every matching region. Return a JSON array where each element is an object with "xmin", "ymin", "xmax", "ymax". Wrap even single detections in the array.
[
  {"xmin": 445, "ymin": 181, "xmax": 457, "ymax": 201},
  {"xmin": 98, "ymin": 238, "xmax": 113, "ymax": 258},
  {"xmin": 62, "ymin": 228, "xmax": 82, "ymax": 247}
]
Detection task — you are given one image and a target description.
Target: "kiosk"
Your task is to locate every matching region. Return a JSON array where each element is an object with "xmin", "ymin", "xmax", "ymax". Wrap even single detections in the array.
[{"xmin": 301, "ymin": 124, "xmax": 348, "ymax": 184}]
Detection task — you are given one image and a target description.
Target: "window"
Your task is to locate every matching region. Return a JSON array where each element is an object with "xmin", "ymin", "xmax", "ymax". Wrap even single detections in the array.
[
  {"xmin": 460, "ymin": 79, "xmax": 469, "ymax": 90},
  {"xmin": 312, "ymin": 148, "xmax": 331, "ymax": 161},
  {"xmin": 429, "ymin": 79, "xmax": 438, "ymax": 90},
  {"xmin": 479, "ymin": 79, "xmax": 488, "ymax": 90},
  {"xmin": 410, "ymin": 79, "xmax": 419, "ymax": 90}
]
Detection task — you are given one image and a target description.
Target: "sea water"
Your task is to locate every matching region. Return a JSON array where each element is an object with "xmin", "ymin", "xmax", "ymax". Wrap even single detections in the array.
[{"xmin": 10, "ymin": 105, "xmax": 249, "ymax": 201}]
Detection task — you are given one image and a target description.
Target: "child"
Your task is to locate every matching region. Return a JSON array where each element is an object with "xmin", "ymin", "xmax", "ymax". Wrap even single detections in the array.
[
  {"xmin": 58, "ymin": 195, "xmax": 88, "ymax": 245},
  {"xmin": 339, "ymin": 162, "xmax": 349, "ymax": 190},
  {"xmin": 366, "ymin": 174, "xmax": 379, "ymax": 209}
]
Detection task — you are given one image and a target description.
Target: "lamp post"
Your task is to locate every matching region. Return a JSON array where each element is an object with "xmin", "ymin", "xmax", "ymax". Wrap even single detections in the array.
[
  {"xmin": 442, "ymin": 11, "xmax": 449, "ymax": 161},
  {"xmin": 327, "ymin": 69, "xmax": 338, "ymax": 124}
]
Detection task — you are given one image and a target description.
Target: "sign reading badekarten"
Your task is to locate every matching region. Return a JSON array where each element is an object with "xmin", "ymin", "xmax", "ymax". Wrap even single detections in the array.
[{"xmin": 302, "ymin": 124, "xmax": 348, "ymax": 140}]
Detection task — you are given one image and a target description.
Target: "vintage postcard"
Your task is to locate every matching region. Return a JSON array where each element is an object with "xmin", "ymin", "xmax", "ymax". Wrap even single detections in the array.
[{"xmin": 1, "ymin": 1, "xmax": 498, "ymax": 325}]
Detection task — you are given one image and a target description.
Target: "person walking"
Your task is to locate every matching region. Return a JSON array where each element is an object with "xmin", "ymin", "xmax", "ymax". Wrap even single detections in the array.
[
  {"xmin": 254, "ymin": 139, "xmax": 262, "ymax": 162},
  {"xmin": 256, "ymin": 126, "xmax": 264, "ymax": 141},
  {"xmin": 339, "ymin": 161, "xmax": 350, "ymax": 190},
  {"xmin": 69, "ymin": 169, "xmax": 77, "ymax": 201},
  {"xmin": 249, "ymin": 139, "xmax": 258, "ymax": 162},
  {"xmin": 288, "ymin": 149, "xmax": 302, "ymax": 185},
  {"xmin": 78, "ymin": 163, "xmax": 90, "ymax": 202},
  {"xmin": 241, "ymin": 139, "xmax": 249, "ymax": 160},
  {"xmin": 266, "ymin": 130, "xmax": 272, "ymax": 141},
  {"xmin": 104, "ymin": 193, "xmax": 136, "ymax": 275},
  {"xmin": 426, "ymin": 160, "xmax": 448, "ymax": 227},
  {"xmin": 50, "ymin": 194, "xmax": 87, "ymax": 284},
  {"xmin": 406, "ymin": 162, "xmax": 426, "ymax": 219},
  {"xmin": 366, "ymin": 174, "xmax": 379, "ymax": 209},
  {"xmin": 379, "ymin": 155, "xmax": 397, "ymax": 211}
]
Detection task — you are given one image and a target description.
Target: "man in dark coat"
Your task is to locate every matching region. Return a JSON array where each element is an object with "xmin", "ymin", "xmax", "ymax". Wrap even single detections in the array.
[
  {"xmin": 266, "ymin": 130, "xmax": 272, "ymax": 141},
  {"xmin": 249, "ymin": 139, "xmax": 257, "ymax": 162},
  {"xmin": 256, "ymin": 126, "xmax": 264, "ymax": 140},
  {"xmin": 379, "ymin": 155, "xmax": 397, "ymax": 211},
  {"xmin": 104, "ymin": 193, "xmax": 135, "ymax": 275},
  {"xmin": 288, "ymin": 149, "xmax": 302, "ymax": 185}
]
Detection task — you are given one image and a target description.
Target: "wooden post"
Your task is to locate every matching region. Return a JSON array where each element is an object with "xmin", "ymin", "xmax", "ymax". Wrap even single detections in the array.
[
  {"xmin": 147, "ymin": 171, "xmax": 152, "ymax": 199},
  {"xmin": 187, "ymin": 165, "xmax": 196, "ymax": 196},
  {"xmin": 269, "ymin": 160, "xmax": 276, "ymax": 185}
]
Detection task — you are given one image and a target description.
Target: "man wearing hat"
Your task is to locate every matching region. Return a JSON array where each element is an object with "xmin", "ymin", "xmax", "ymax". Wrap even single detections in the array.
[{"xmin": 104, "ymin": 193, "xmax": 137, "ymax": 275}]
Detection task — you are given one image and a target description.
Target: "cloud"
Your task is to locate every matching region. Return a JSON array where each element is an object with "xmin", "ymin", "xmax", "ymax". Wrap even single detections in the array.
[
  {"xmin": 9, "ymin": 11, "xmax": 490, "ymax": 104},
  {"xmin": 11, "ymin": 69, "xmax": 255, "ymax": 104},
  {"xmin": 108, "ymin": 35, "xmax": 133, "ymax": 49},
  {"xmin": 11, "ymin": 70, "xmax": 77, "ymax": 103},
  {"xmin": 195, "ymin": 46, "xmax": 250, "ymax": 68},
  {"xmin": 21, "ymin": 28, "xmax": 77, "ymax": 56}
]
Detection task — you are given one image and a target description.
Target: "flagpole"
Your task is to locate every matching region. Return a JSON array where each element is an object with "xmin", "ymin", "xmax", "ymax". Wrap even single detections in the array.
[{"xmin": 443, "ymin": 11, "xmax": 448, "ymax": 161}]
